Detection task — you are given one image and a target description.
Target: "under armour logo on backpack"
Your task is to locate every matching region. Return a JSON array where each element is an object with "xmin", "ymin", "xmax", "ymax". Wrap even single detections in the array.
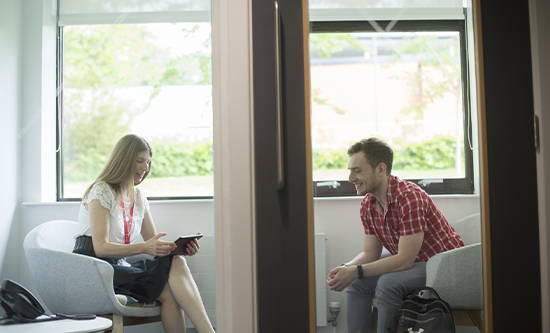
[{"xmin": 407, "ymin": 328, "xmax": 424, "ymax": 333}]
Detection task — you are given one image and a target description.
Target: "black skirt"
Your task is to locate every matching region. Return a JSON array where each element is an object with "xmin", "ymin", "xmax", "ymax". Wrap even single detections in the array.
[{"xmin": 73, "ymin": 235, "xmax": 173, "ymax": 303}]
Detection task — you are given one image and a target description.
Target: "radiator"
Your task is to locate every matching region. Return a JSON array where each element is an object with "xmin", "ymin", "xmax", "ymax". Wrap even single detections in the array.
[{"xmin": 315, "ymin": 233, "xmax": 328, "ymax": 326}]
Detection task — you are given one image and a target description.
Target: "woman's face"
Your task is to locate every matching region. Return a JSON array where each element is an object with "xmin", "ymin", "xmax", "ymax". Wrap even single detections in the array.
[{"xmin": 134, "ymin": 150, "xmax": 151, "ymax": 185}]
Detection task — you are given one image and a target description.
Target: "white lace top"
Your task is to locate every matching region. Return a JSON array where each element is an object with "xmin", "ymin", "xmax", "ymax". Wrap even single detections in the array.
[{"xmin": 75, "ymin": 181, "xmax": 150, "ymax": 244}]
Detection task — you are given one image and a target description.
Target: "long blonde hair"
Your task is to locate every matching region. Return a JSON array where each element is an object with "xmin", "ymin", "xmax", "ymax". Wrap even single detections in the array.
[{"xmin": 83, "ymin": 134, "xmax": 153, "ymax": 199}]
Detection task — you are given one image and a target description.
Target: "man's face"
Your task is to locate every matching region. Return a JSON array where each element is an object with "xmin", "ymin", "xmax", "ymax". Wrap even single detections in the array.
[{"xmin": 347, "ymin": 152, "xmax": 380, "ymax": 196}]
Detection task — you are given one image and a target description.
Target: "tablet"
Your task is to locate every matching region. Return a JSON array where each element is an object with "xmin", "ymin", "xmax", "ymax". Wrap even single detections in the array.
[{"xmin": 171, "ymin": 234, "xmax": 204, "ymax": 255}]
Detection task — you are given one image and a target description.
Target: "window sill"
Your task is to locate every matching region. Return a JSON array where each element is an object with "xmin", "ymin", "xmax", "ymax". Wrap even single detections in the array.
[
  {"xmin": 22, "ymin": 194, "xmax": 478, "ymax": 206},
  {"xmin": 313, "ymin": 194, "xmax": 480, "ymax": 201},
  {"xmin": 22, "ymin": 198, "xmax": 215, "ymax": 206}
]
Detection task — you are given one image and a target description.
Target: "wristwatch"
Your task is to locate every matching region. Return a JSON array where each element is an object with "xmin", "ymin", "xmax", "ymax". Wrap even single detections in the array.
[
  {"xmin": 342, "ymin": 264, "xmax": 364, "ymax": 279},
  {"xmin": 356, "ymin": 265, "xmax": 364, "ymax": 279}
]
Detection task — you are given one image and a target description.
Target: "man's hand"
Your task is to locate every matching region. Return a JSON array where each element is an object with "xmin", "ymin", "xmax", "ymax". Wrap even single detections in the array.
[{"xmin": 326, "ymin": 265, "xmax": 358, "ymax": 292}]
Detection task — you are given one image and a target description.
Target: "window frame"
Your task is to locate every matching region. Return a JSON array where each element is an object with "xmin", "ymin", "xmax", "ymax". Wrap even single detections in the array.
[
  {"xmin": 55, "ymin": 23, "xmax": 214, "ymax": 202},
  {"xmin": 56, "ymin": 24, "xmax": 66, "ymax": 201},
  {"xmin": 310, "ymin": 19, "xmax": 474, "ymax": 197}
]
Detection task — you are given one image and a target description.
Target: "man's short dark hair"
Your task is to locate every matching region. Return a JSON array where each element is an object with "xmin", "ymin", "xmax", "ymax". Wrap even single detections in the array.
[{"xmin": 347, "ymin": 138, "xmax": 393, "ymax": 175}]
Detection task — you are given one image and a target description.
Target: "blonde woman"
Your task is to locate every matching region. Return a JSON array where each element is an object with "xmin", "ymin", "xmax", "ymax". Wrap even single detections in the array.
[{"xmin": 73, "ymin": 134, "xmax": 214, "ymax": 333}]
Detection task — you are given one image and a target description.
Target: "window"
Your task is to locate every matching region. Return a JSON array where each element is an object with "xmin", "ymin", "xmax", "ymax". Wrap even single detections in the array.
[
  {"xmin": 310, "ymin": 20, "xmax": 474, "ymax": 196},
  {"xmin": 57, "ymin": 1, "xmax": 212, "ymax": 200}
]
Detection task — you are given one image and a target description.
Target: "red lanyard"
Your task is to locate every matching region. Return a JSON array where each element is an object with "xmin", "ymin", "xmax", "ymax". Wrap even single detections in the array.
[{"xmin": 121, "ymin": 198, "xmax": 134, "ymax": 244}]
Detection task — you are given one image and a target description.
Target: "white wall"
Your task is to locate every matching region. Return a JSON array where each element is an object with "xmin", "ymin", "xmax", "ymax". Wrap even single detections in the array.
[
  {"xmin": 211, "ymin": 0, "xmax": 256, "ymax": 331},
  {"xmin": 0, "ymin": 0, "xmax": 22, "ymax": 282},
  {"xmin": 20, "ymin": 0, "xmax": 53, "ymax": 204}
]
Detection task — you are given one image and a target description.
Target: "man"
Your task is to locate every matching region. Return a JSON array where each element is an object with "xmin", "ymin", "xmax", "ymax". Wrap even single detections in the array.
[{"xmin": 326, "ymin": 138, "xmax": 464, "ymax": 333}]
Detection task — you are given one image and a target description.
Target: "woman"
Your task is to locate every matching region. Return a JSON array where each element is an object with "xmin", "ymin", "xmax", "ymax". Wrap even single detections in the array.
[{"xmin": 73, "ymin": 134, "xmax": 215, "ymax": 333}]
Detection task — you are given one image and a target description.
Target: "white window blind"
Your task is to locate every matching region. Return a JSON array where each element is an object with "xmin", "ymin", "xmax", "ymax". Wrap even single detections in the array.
[
  {"xmin": 309, "ymin": 0, "xmax": 465, "ymax": 21},
  {"xmin": 58, "ymin": 0, "xmax": 210, "ymax": 26}
]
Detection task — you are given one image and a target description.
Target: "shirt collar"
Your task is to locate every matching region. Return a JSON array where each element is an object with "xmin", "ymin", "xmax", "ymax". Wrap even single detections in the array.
[
  {"xmin": 386, "ymin": 175, "xmax": 399, "ymax": 204},
  {"xmin": 367, "ymin": 175, "xmax": 399, "ymax": 207}
]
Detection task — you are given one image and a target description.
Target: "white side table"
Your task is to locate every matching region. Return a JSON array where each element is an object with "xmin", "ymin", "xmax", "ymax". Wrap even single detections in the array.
[{"xmin": 0, "ymin": 316, "xmax": 112, "ymax": 333}]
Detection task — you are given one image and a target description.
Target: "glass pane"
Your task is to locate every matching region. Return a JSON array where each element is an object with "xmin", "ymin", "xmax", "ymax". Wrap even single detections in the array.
[
  {"xmin": 62, "ymin": 23, "xmax": 213, "ymax": 198},
  {"xmin": 308, "ymin": 0, "xmax": 465, "ymax": 21},
  {"xmin": 309, "ymin": 0, "xmax": 463, "ymax": 9},
  {"xmin": 310, "ymin": 31, "xmax": 465, "ymax": 182}
]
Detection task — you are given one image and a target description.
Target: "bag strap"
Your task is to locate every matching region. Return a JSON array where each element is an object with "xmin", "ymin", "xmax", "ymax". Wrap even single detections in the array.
[{"xmin": 407, "ymin": 286, "xmax": 441, "ymax": 300}]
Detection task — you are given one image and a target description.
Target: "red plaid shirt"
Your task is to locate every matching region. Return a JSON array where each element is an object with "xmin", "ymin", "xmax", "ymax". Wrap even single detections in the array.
[{"xmin": 360, "ymin": 175, "xmax": 464, "ymax": 262}]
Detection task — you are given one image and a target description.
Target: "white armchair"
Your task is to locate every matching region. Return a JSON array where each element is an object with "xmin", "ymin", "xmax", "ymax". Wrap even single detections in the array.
[
  {"xmin": 23, "ymin": 220, "xmax": 162, "ymax": 333},
  {"xmin": 426, "ymin": 213, "xmax": 483, "ymax": 331},
  {"xmin": 370, "ymin": 213, "xmax": 484, "ymax": 332}
]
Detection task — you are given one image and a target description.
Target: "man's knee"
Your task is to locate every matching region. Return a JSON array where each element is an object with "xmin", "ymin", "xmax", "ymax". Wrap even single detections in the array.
[
  {"xmin": 375, "ymin": 269, "xmax": 425, "ymax": 307},
  {"xmin": 346, "ymin": 276, "xmax": 378, "ymax": 297},
  {"xmin": 374, "ymin": 274, "xmax": 407, "ymax": 305}
]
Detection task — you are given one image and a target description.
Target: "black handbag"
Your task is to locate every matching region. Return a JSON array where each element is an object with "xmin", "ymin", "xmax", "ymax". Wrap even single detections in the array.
[{"xmin": 393, "ymin": 286, "xmax": 455, "ymax": 333}]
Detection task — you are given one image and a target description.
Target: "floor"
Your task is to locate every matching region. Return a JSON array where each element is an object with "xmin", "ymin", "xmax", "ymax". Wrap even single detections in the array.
[{"xmin": 456, "ymin": 327, "xmax": 481, "ymax": 333}]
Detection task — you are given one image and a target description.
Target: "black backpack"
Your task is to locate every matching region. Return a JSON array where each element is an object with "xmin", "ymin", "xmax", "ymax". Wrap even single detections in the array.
[{"xmin": 393, "ymin": 286, "xmax": 455, "ymax": 333}]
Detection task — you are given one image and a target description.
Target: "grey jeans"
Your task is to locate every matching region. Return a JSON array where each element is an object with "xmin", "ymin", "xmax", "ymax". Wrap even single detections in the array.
[{"xmin": 346, "ymin": 261, "xmax": 427, "ymax": 333}]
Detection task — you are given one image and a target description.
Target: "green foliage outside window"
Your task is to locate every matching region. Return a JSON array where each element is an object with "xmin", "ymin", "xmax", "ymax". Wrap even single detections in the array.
[
  {"xmin": 392, "ymin": 137, "xmax": 460, "ymax": 170},
  {"xmin": 63, "ymin": 24, "xmax": 212, "ymax": 186},
  {"xmin": 63, "ymin": 93, "xmax": 133, "ymax": 182},
  {"xmin": 65, "ymin": 139, "xmax": 213, "ymax": 182},
  {"xmin": 149, "ymin": 141, "xmax": 213, "ymax": 178},
  {"xmin": 313, "ymin": 136, "xmax": 459, "ymax": 172},
  {"xmin": 66, "ymin": 136, "xmax": 456, "ymax": 183}
]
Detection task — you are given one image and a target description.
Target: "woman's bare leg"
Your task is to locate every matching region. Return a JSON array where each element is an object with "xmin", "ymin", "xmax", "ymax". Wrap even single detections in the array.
[
  {"xmin": 157, "ymin": 283, "xmax": 186, "ymax": 333},
  {"xmin": 168, "ymin": 256, "xmax": 215, "ymax": 333}
]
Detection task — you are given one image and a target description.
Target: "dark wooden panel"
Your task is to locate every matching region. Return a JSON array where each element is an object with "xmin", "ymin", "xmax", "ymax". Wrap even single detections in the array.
[{"xmin": 252, "ymin": 0, "xmax": 313, "ymax": 332}]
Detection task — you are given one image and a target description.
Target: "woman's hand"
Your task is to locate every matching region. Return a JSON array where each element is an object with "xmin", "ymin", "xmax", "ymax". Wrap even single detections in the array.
[
  {"xmin": 183, "ymin": 232, "xmax": 202, "ymax": 256},
  {"xmin": 144, "ymin": 233, "xmax": 177, "ymax": 257}
]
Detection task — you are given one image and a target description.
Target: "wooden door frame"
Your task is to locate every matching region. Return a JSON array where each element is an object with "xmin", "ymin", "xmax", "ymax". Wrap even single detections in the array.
[
  {"xmin": 473, "ymin": 0, "xmax": 542, "ymax": 332},
  {"xmin": 212, "ymin": 0, "xmax": 257, "ymax": 332},
  {"xmin": 528, "ymin": 1, "xmax": 550, "ymax": 331},
  {"xmin": 472, "ymin": 1, "xmax": 493, "ymax": 331}
]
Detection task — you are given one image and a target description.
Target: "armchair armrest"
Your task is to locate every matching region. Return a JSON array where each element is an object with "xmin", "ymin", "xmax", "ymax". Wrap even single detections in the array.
[
  {"xmin": 426, "ymin": 243, "xmax": 483, "ymax": 310},
  {"xmin": 26, "ymin": 248, "xmax": 120, "ymax": 315},
  {"xmin": 28, "ymin": 249, "xmax": 161, "ymax": 316},
  {"xmin": 24, "ymin": 221, "xmax": 161, "ymax": 319}
]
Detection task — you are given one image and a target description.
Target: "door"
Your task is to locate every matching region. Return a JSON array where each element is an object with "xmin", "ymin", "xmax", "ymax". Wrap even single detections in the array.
[{"xmin": 252, "ymin": 0, "xmax": 316, "ymax": 332}]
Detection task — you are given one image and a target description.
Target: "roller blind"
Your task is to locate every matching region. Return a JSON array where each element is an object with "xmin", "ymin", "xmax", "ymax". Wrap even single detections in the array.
[
  {"xmin": 309, "ymin": 0, "xmax": 465, "ymax": 21},
  {"xmin": 58, "ymin": 0, "xmax": 211, "ymax": 26}
]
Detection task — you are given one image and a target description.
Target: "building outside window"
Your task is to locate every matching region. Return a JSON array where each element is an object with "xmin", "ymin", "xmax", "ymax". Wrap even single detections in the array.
[{"xmin": 308, "ymin": 1, "xmax": 473, "ymax": 196}]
